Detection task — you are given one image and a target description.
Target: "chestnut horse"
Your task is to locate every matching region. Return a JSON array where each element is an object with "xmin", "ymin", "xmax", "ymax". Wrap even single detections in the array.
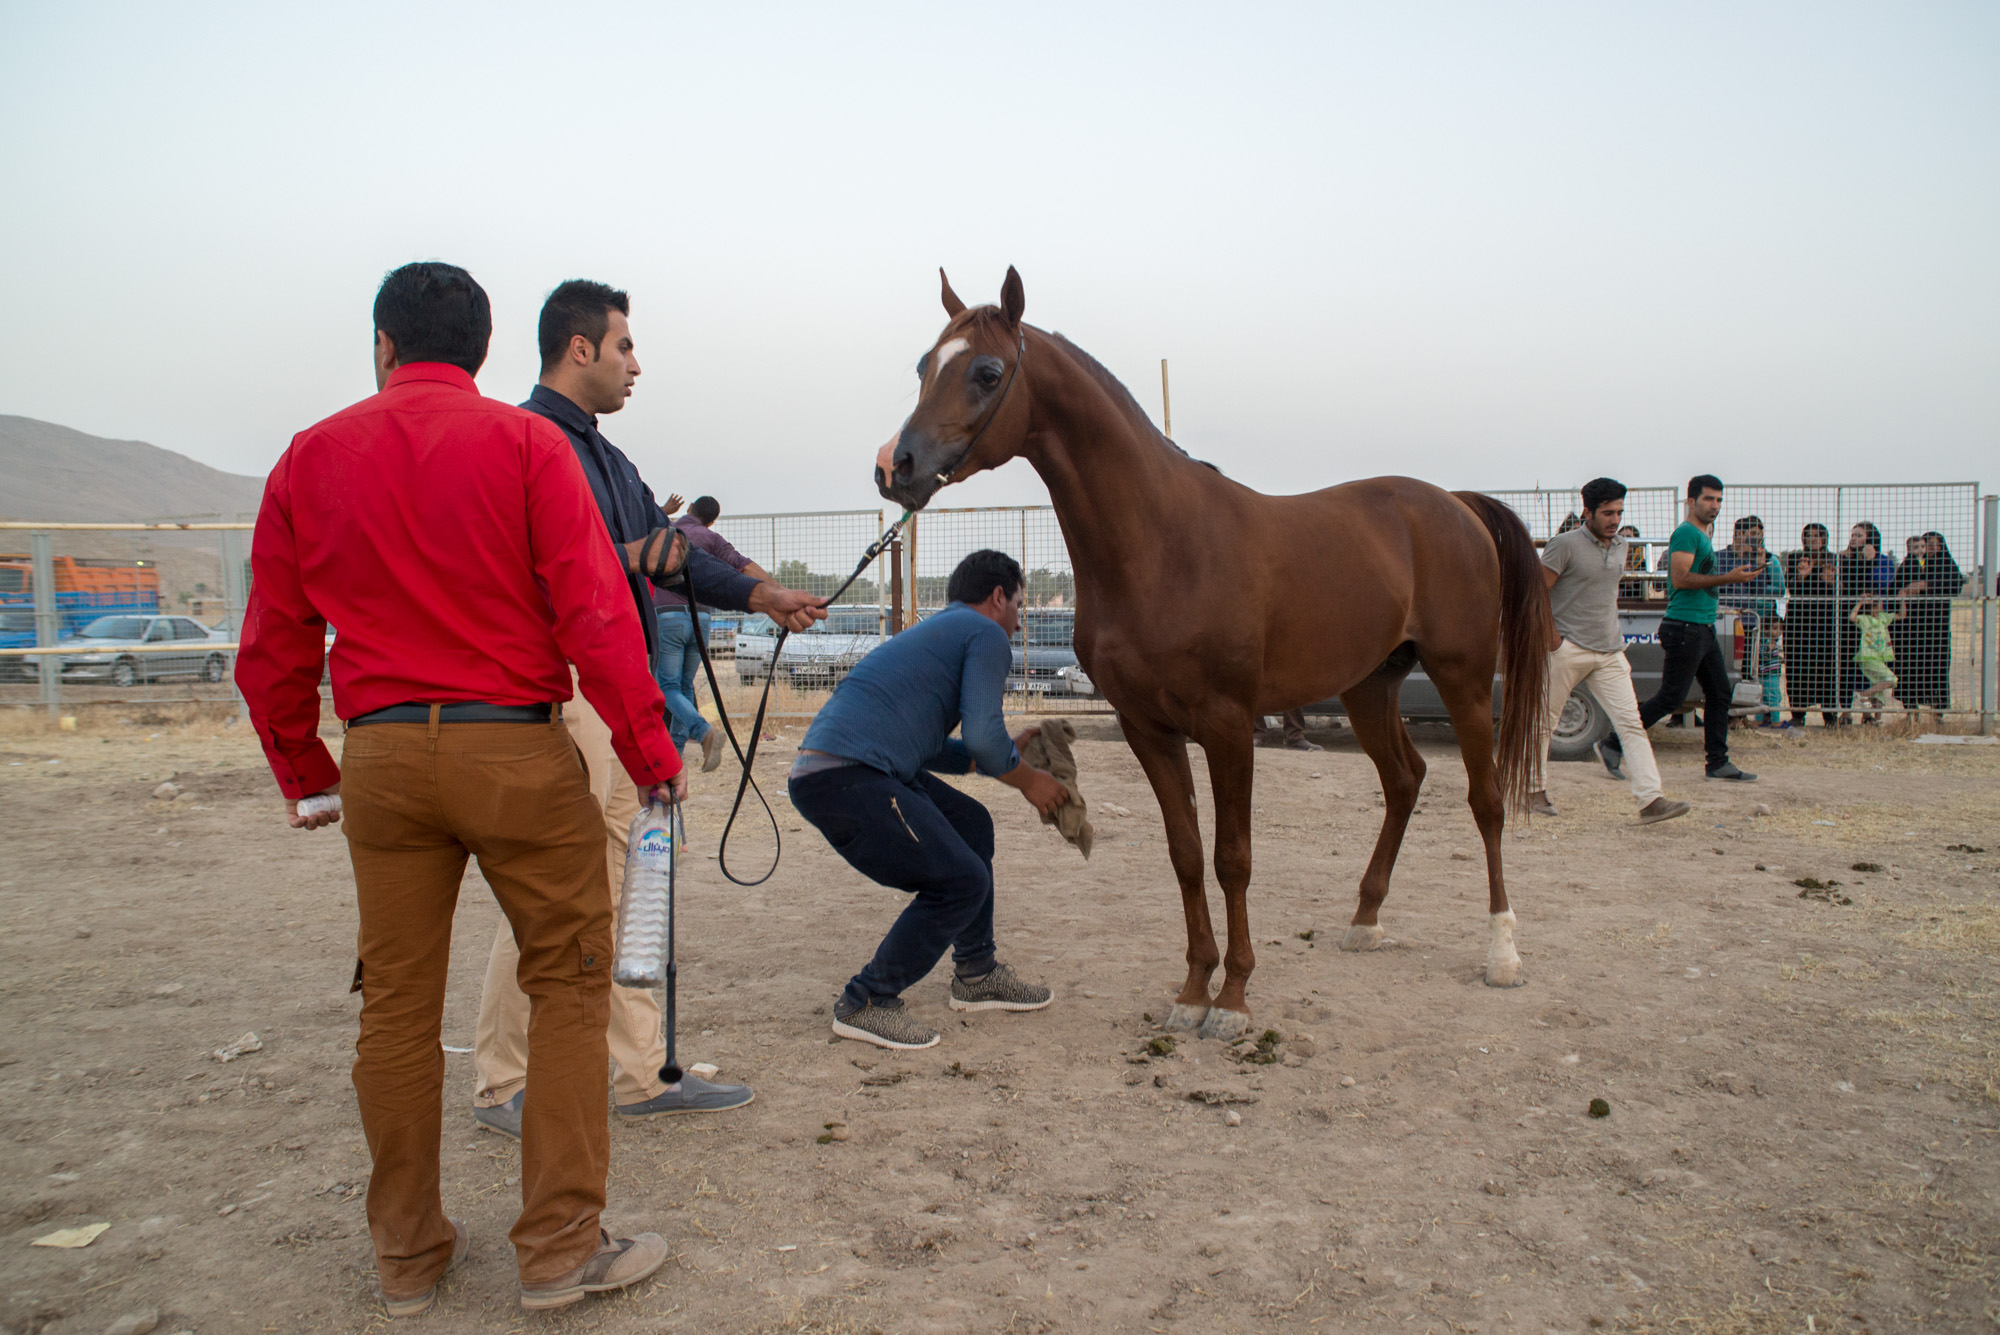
[{"xmin": 876, "ymin": 268, "xmax": 1551, "ymax": 1040}]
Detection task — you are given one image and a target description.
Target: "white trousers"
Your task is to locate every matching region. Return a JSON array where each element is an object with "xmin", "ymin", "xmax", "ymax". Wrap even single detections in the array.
[{"xmin": 1540, "ymin": 640, "xmax": 1663, "ymax": 806}]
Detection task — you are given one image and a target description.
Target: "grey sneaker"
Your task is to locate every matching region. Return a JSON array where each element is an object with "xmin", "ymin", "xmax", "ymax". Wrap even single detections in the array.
[
  {"xmin": 519, "ymin": 1229, "xmax": 668, "ymax": 1311},
  {"xmin": 472, "ymin": 1089, "xmax": 522, "ymax": 1141},
  {"xmin": 1527, "ymin": 791, "xmax": 1558, "ymax": 818},
  {"xmin": 616, "ymin": 1073, "xmax": 754, "ymax": 1118},
  {"xmin": 949, "ymin": 961, "xmax": 1053, "ymax": 1012},
  {"xmin": 1706, "ymin": 763, "xmax": 1758, "ymax": 782},
  {"xmin": 1595, "ymin": 738, "xmax": 1625, "ymax": 780},
  {"xmin": 1637, "ymin": 797, "xmax": 1691, "ymax": 825},
  {"xmin": 831, "ymin": 996, "xmax": 940, "ymax": 1050},
  {"xmin": 700, "ymin": 727, "xmax": 724, "ymax": 773}
]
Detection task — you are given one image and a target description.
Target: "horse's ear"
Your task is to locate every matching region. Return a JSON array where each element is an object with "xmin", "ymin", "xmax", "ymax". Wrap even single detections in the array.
[
  {"xmin": 1000, "ymin": 266, "xmax": 1025, "ymax": 329},
  {"xmin": 939, "ymin": 269, "xmax": 966, "ymax": 317}
]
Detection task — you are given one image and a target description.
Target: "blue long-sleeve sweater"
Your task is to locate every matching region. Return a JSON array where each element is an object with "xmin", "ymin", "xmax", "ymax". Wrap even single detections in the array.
[{"xmin": 798, "ymin": 603, "xmax": 1021, "ymax": 783}]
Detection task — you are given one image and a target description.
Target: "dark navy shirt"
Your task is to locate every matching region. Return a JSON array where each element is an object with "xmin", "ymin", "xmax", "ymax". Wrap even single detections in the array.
[
  {"xmin": 521, "ymin": 386, "xmax": 759, "ymax": 667},
  {"xmin": 799, "ymin": 602, "xmax": 1021, "ymax": 783}
]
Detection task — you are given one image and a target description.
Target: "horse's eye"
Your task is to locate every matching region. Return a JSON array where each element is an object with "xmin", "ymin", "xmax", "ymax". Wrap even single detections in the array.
[
  {"xmin": 916, "ymin": 355, "xmax": 929, "ymax": 380},
  {"xmin": 975, "ymin": 364, "xmax": 1002, "ymax": 388}
]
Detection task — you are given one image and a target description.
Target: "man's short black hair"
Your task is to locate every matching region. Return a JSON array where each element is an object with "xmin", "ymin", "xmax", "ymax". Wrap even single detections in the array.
[
  {"xmin": 1688, "ymin": 473, "xmax": 1724, "ymax": 499},
  {"xmin": 538, "ymin": 279, "xmax": 629, "ymax": 373},
  {"xmin": 947, "ymin": 550, "xmax": 1023, "ymax": 606},
  {"xmin": 1580, "ymin": 477, "xmax": 1626, "ymax": 513},
  {"xmin": 373, "ymin": 262, "xmax": 491, "ymax": 376},
  {"xmin": 688, "ymin": 496, "xmax": 721, "ymax": 526}
]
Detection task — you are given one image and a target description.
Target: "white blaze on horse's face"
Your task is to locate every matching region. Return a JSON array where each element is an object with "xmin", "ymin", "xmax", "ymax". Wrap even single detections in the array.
[{"xmin": 927, "ymin": 337, "xmax": 970, "ymax": 387}]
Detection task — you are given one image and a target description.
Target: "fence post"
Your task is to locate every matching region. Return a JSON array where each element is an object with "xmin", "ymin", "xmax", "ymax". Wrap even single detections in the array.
[
  {"xmin": 1982, "ymin": 493, "xmax": 1998, "ymax": 736},
  {"xmin": 31, "ymin": 530, "xmax": 60, "ymax": 721},
  {"xmin": 219, "ymin": 528, "xmax": 249, "ymax": 722},
  {"xmin": 888, "ymin": 538, "xmax": 904, "ymax": 634}
]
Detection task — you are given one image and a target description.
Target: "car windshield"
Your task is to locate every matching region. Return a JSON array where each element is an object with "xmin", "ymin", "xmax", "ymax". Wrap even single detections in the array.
[
  {"xmin": 825, "ymin": 610, "xmax": 882, "ymax": 634},
  {"xmin": 77, "ymin": 616, "xmax": 150, "ymax": 639},
  {"xmin": 1024, "ymin": 616, "xmax": 1073, "ymax": 646}
]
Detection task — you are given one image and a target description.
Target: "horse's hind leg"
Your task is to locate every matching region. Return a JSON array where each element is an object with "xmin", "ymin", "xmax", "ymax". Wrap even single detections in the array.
[
  {"xmin": 1338, "ymin": 668, "xmax": 1425, "ymax": 951},
  {"xmin": 1428, "ymin": 654, "xmax": 1522, "ymax": 987},
  {"xmin": 1121, "ymin": 712, "xmax": 1218, "ymax": 1031}
]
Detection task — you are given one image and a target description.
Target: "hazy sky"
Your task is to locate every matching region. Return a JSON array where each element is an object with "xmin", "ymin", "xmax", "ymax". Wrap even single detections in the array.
[{"xmin": 3, "ymin": 3, "xmax": 1994, "ymax": 513}]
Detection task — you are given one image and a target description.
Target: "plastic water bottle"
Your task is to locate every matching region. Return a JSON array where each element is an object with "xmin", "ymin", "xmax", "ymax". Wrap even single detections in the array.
[{"xmin": 612, "ymin": 801, "xmax": 682, "ymax": 988}]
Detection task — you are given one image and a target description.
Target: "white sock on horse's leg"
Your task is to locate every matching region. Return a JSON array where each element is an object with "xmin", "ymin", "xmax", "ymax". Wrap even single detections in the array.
[
  {"xmin": 1340, "ymin": 923, "xmax": 1384, "ymax": 951},
  {"xmin": 1484, "ymin": 909, "xmax": 1523, "ymax": 987}
]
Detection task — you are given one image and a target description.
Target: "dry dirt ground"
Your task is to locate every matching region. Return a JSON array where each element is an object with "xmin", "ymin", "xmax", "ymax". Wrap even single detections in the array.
[{"xmin": 2, "ymin": 709, "xmax": 1996, "ymax": 1335}]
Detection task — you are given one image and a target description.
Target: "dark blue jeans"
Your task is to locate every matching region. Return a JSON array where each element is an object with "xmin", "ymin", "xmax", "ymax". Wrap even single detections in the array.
[
  {"xmin": 788, "ymin": 765, "xmax": 996, "ymax": 1011},
  {"xmin": 1608, "ymin": 618, "xmax": 1734, "ymax": 772}
]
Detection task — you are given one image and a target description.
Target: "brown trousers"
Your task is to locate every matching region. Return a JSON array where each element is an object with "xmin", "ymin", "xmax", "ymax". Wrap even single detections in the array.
[
  {"xmin": 341, "ymin": 713, "xmax": 612, "ymax": 1294},
  {"xmin": 472, "ymin": 677, "xmax": 666, "ymax": 1109}
]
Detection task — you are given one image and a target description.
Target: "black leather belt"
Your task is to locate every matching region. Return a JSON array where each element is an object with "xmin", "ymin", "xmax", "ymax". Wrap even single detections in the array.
[{"xmin": 347, "ymin": 701, "xmax": 561, "ymax": 727}]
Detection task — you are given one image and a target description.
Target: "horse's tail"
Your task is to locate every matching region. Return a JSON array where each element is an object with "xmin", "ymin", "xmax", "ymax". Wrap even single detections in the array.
[{"xmin": 1453, "ymin": 491, "xmax": 1552, "ymax": 816}]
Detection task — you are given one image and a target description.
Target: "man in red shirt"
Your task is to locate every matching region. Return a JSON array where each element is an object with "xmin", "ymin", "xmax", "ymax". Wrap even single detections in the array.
[{"xmin": 236, "ymin": 262, "xmax": 681, "ymax": 1315}]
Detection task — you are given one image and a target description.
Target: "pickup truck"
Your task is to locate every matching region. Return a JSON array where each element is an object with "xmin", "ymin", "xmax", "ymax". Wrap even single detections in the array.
[{"xmin": 1300, "ymin": 604, "xmax": 1759, "ymax": 760}]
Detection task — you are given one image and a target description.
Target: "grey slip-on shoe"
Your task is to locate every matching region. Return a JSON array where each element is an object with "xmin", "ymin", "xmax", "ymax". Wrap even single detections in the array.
[
  {"xmin": 616, "ymin": 1073, "xmax": 754, "ymax": 1118},
  {"xmin": 472, "ymin": 1089, "xmax": 523, "ymax": 1141}
]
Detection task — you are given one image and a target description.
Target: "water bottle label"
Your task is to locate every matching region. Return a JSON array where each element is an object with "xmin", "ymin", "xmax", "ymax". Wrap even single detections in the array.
[{"xmin": 636, "ymin": 828, "xmax": 673, "ymax": 857}]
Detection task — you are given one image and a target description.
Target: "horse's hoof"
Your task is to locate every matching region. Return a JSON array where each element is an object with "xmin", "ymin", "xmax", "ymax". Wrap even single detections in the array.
[
  {"xmin": 1484, "ymin": 909, "xmax": 1523, "ymax": 987},
  {"xmin": 1198, "ymin": 1007, "xmax": 1251, "ymax": 1043},
  {"xmin": 1161, "ymin": 1002, "xmax": 1210, "ymax": 1032},
  {"xmin": 1340, "ymin": 924, "xmax": 1384, "ymax": 952}
]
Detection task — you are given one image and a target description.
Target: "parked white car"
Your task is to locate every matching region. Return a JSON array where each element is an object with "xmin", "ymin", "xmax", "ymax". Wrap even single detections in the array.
[
  {"xmin": 59, "ymin": 614, "xmax": 232, "ymax": 686},
  {"xmin": 736, "ymin": 606, "xmax": 890, "ymax": 689}
]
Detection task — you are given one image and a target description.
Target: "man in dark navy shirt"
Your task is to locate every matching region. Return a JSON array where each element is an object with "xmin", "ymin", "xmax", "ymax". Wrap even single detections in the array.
[{"xmin": 472, "ymin": 281, "xmax": 826, "ymax": 1134}]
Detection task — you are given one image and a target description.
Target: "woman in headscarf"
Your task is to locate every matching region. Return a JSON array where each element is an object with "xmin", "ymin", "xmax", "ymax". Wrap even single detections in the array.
[
  {"xmin": 1836, "ymin": 522, "xmax": 1896, "ymax": 723},
  {"xmin": 1782, "ymin": 523, "xmax": 1839, "ymax": 724},
  {"xmin": 1890, "ymin": 531, "xmax": 1963, "ymax": 716}
]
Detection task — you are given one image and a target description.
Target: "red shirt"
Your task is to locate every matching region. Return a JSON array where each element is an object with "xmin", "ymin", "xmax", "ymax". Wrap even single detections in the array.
[{"xmin": 236, "ymin": 363, "xmax": 679, "ymax": 798}]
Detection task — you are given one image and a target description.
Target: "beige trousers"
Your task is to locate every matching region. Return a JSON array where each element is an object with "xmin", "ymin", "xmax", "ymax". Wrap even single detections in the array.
[
  {"xmin": 1541, "ymin": 639, "xmax": 1664, "ymax": 806},
  {"xmin": 473, "ymin": 675, "xmax": 667, "ymax": 1108}
]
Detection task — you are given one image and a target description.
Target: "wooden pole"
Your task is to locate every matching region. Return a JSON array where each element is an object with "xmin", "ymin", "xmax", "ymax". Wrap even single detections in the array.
[{"xmin": 1160, "ymin": 359, "xmax": 1173, "ymax": 440}]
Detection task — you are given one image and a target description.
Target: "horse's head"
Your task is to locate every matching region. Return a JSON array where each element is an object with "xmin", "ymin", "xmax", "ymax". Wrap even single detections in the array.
[{"xmin": 875, "ymin": 266, "xmax": 1030, "ymax": 510}]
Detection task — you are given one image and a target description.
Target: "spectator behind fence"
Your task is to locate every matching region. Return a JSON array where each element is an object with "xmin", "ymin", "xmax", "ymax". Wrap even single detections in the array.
[
  {"xmin": 1716, "ymin": 515, "xmax": 1787, "ymax": 728},
  {"xmin": 1835, "ymin": 522, "xmax": 1895, "ymax": 724},
  {"xmin": 1890, "ymin": 532, "xmax": 1962, "ymax": 719},
  {"xmin": 1527, "ymin": 477, "xmax": 1690, "ymax": 826},
  {"xmin": 653, "ymin": 496, "xmax": 772, "ymax": 771},
  {"xmin": 1848, "ymin": 594, "xmax": 1904, "ymax": 724},
  {"xmin": 1782, "ymin": 523, "xmax": 1840, "ymax": 725},
  {"xmin": 1600, "ymin": 474, "xmax": 1763, "ymax": 782},
  {"xmin": 1616, "ymin": 526, "xmax": 1651, "ymax": 601}
]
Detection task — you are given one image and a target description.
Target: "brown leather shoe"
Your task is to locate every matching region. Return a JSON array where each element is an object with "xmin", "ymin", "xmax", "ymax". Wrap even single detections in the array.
[
  {"xmin": 1638, "ymin": 797, "xmax": 1691, "ymax": 826},
  {"xmin": 519, "ymin": 1229, "xmax": 669, "ymax": 1311},
  {"xmin": 383, "ymin": 1217, "xmax": 469, "ymax": 1318}
]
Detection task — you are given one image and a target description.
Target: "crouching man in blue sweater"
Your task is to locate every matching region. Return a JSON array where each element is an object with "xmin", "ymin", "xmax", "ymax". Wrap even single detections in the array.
[{"xmin": 788, "ymin": 550, "xmax": 1071, "ymax": 1050}]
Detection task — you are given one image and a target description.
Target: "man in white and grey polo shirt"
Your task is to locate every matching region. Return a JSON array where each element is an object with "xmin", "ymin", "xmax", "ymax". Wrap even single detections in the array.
[{"xmin": 1528, "ymin": 477, "xmax": 1691, "ymax": 826}]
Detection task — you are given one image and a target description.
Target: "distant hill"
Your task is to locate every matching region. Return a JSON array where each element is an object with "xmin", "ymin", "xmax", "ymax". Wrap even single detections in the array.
[{"xmin": 0, "ymin": 415, "xmax": 265, "ymax": 522}]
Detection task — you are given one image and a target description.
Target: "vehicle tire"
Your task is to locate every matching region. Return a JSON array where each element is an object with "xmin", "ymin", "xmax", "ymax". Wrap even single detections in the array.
[
  {"xmin": 1546, "ymin": 686, "xmax": 1611, "ymax": 762},
  {"xmin": 112, "ymin": 658, "xmax": 139, "ymax": 688},
  {"xmin": 202, "ymin": 653, "xmax": 227, "ymax": 683}
]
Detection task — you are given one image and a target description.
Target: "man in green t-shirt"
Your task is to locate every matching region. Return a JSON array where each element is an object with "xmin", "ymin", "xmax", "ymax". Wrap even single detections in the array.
[{"xmin": 1600, "ymin": 474, "xmax": 1764, "ymax": 782}]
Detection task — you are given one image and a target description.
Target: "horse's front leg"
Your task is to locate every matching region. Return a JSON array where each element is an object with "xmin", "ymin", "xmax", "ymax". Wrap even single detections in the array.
[
  {"xmin": 1195, "ymin": 722, "xmax": 1257, "ymax": 1043},
  {"xmin": 1121, "ymin": 713, "xmax": 1216, "ymax": 1031}
]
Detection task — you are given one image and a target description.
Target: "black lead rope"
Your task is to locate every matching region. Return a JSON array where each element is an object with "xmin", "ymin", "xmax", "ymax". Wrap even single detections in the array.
[{"xmin": 679, "ymin": 510, "xmax": 914, "ymax": 886}]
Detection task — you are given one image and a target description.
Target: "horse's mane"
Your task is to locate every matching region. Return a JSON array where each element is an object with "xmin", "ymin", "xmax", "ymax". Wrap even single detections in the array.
[{"xmin": 962, "ymin": 307, "xmax": 1220, "ymax": 474}]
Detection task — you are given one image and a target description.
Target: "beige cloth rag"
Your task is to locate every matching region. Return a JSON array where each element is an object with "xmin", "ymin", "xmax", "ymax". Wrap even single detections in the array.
[{"xmin": 1019, "ymin": 718, "xmax": 1093, "ymax": 858}]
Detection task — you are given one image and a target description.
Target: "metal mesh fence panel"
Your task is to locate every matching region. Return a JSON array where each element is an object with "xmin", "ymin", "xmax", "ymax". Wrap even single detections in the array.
[
  {"xmin": 1, "ymin": 523, "xmax": 250, "ymax": 715},
  {"xmin": 1484, "ymin": 483, "xmax": 1985, "ymax": 720}
]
